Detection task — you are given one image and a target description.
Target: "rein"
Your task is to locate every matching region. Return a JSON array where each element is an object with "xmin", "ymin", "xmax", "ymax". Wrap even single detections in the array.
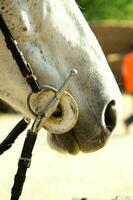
[{"xmin": 0, "ymin": 14, "xmax": 78, "ymax": 200}]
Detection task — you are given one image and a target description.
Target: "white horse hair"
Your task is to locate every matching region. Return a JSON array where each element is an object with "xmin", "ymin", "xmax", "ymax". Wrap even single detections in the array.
[{"xmin": 0, "ymin": 0, "xmax": 121, "ymax": 155}]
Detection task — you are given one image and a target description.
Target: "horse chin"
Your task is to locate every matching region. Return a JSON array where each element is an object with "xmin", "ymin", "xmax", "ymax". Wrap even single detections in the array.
[{"xmin": 47, "ymin": 127, "xmax": 109, "ymax": 155}]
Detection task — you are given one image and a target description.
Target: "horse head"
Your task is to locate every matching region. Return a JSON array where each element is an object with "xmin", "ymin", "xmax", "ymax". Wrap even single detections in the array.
[{"xmin": 0, "ymin": 0, "xmax": 121, "ymax": 154}]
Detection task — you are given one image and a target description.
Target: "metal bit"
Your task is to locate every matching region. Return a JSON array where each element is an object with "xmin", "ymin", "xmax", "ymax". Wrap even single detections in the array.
[
  {"xmin": 31, "ymin": 69, "xmax": 78, "ymax": 133},
  {"xmin": 56, "ymin": 69, "xmax": 78, "ymax": 99}
]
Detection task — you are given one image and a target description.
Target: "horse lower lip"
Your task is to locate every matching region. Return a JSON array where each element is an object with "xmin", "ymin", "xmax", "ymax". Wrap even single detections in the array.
[{"xmin": 52, "ymin": 130, "xmax": 80, "ymax": 155}]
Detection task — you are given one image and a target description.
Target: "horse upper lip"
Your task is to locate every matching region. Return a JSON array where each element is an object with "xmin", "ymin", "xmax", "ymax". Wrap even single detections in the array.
[{"xmin": 71, "ymin": 126, "xmax": 110, "ymax": 153}]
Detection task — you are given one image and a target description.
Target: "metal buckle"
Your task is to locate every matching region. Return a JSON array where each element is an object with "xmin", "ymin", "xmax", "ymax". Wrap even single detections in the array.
[{"xmin": 18, "ymin": 157, "xmax": 31, "ymax": 168}]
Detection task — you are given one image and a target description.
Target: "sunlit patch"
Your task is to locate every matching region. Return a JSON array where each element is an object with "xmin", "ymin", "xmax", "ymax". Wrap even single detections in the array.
[{"xmin": 21, "ymin": 10, "xmax": 30, "ymax": 32}]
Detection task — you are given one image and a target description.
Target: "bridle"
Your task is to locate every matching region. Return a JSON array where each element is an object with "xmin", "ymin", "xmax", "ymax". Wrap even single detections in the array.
[
  {"xmin": 0, "ymin": 14, "xmax": 79, "ymax": 200},
  {"xmin": 0, "ymin": 14, "xmax": 40, "ymax": 93}
]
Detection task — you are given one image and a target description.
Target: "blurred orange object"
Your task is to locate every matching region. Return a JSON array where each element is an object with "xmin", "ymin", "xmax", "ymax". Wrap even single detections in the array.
[{"xmin": 122, "ymin": 52, "xmax": 133, "ymax": 94}]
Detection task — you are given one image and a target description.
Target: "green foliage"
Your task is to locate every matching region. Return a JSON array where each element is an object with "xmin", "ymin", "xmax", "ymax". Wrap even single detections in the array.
[{"xmin": 76, "ymin": 0, "xmax": 133, "ymax": 21}]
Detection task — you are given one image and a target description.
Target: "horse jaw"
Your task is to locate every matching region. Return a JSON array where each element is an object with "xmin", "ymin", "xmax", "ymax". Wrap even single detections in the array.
[{"xmin": 0, "ymin": 0, "xmax": 121, "ymax": 154}]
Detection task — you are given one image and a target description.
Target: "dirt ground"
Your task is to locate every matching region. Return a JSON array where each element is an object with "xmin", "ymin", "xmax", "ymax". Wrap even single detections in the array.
[{"xmin": 0, "ymin": 94, "xmax": 133, "ymax": 200}]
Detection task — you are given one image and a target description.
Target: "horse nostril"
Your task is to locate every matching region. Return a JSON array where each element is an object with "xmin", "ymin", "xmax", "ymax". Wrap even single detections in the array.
[{"xmin": 104, "ymin": 100, "xmax": 117, "ymax": 132}]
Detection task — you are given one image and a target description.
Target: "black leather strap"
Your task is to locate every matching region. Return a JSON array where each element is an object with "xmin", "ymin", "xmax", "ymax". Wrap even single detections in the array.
[
  {"xmin": 11, "ymin": 130, "xmax": 37, "ymax": 200},
  {"xmin": 0, "ymin": 118, "xmax": 30, "ymax": 155},
  {"xmin": 0, "ymin": 14, "xmax": 42, "ymax": 200},
  {"xmin": 0, "ymin": 14, "xmax": 41, "ymax": 93}
]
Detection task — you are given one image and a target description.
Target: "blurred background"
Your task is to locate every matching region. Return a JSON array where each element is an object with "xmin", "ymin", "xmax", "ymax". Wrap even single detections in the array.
[
  {"xmin": 0, "ymin": 1, "xmax": 133, "ymax": 199},
  {"xmin": 76, "ymin": 0, "xmax": 133, "ymax": 89}
]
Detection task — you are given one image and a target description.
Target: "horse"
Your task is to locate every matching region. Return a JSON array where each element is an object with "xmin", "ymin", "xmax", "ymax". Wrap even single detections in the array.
[{"xmin": 0, "ymin": 0, "xmax": 121, "ymax": 155}]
